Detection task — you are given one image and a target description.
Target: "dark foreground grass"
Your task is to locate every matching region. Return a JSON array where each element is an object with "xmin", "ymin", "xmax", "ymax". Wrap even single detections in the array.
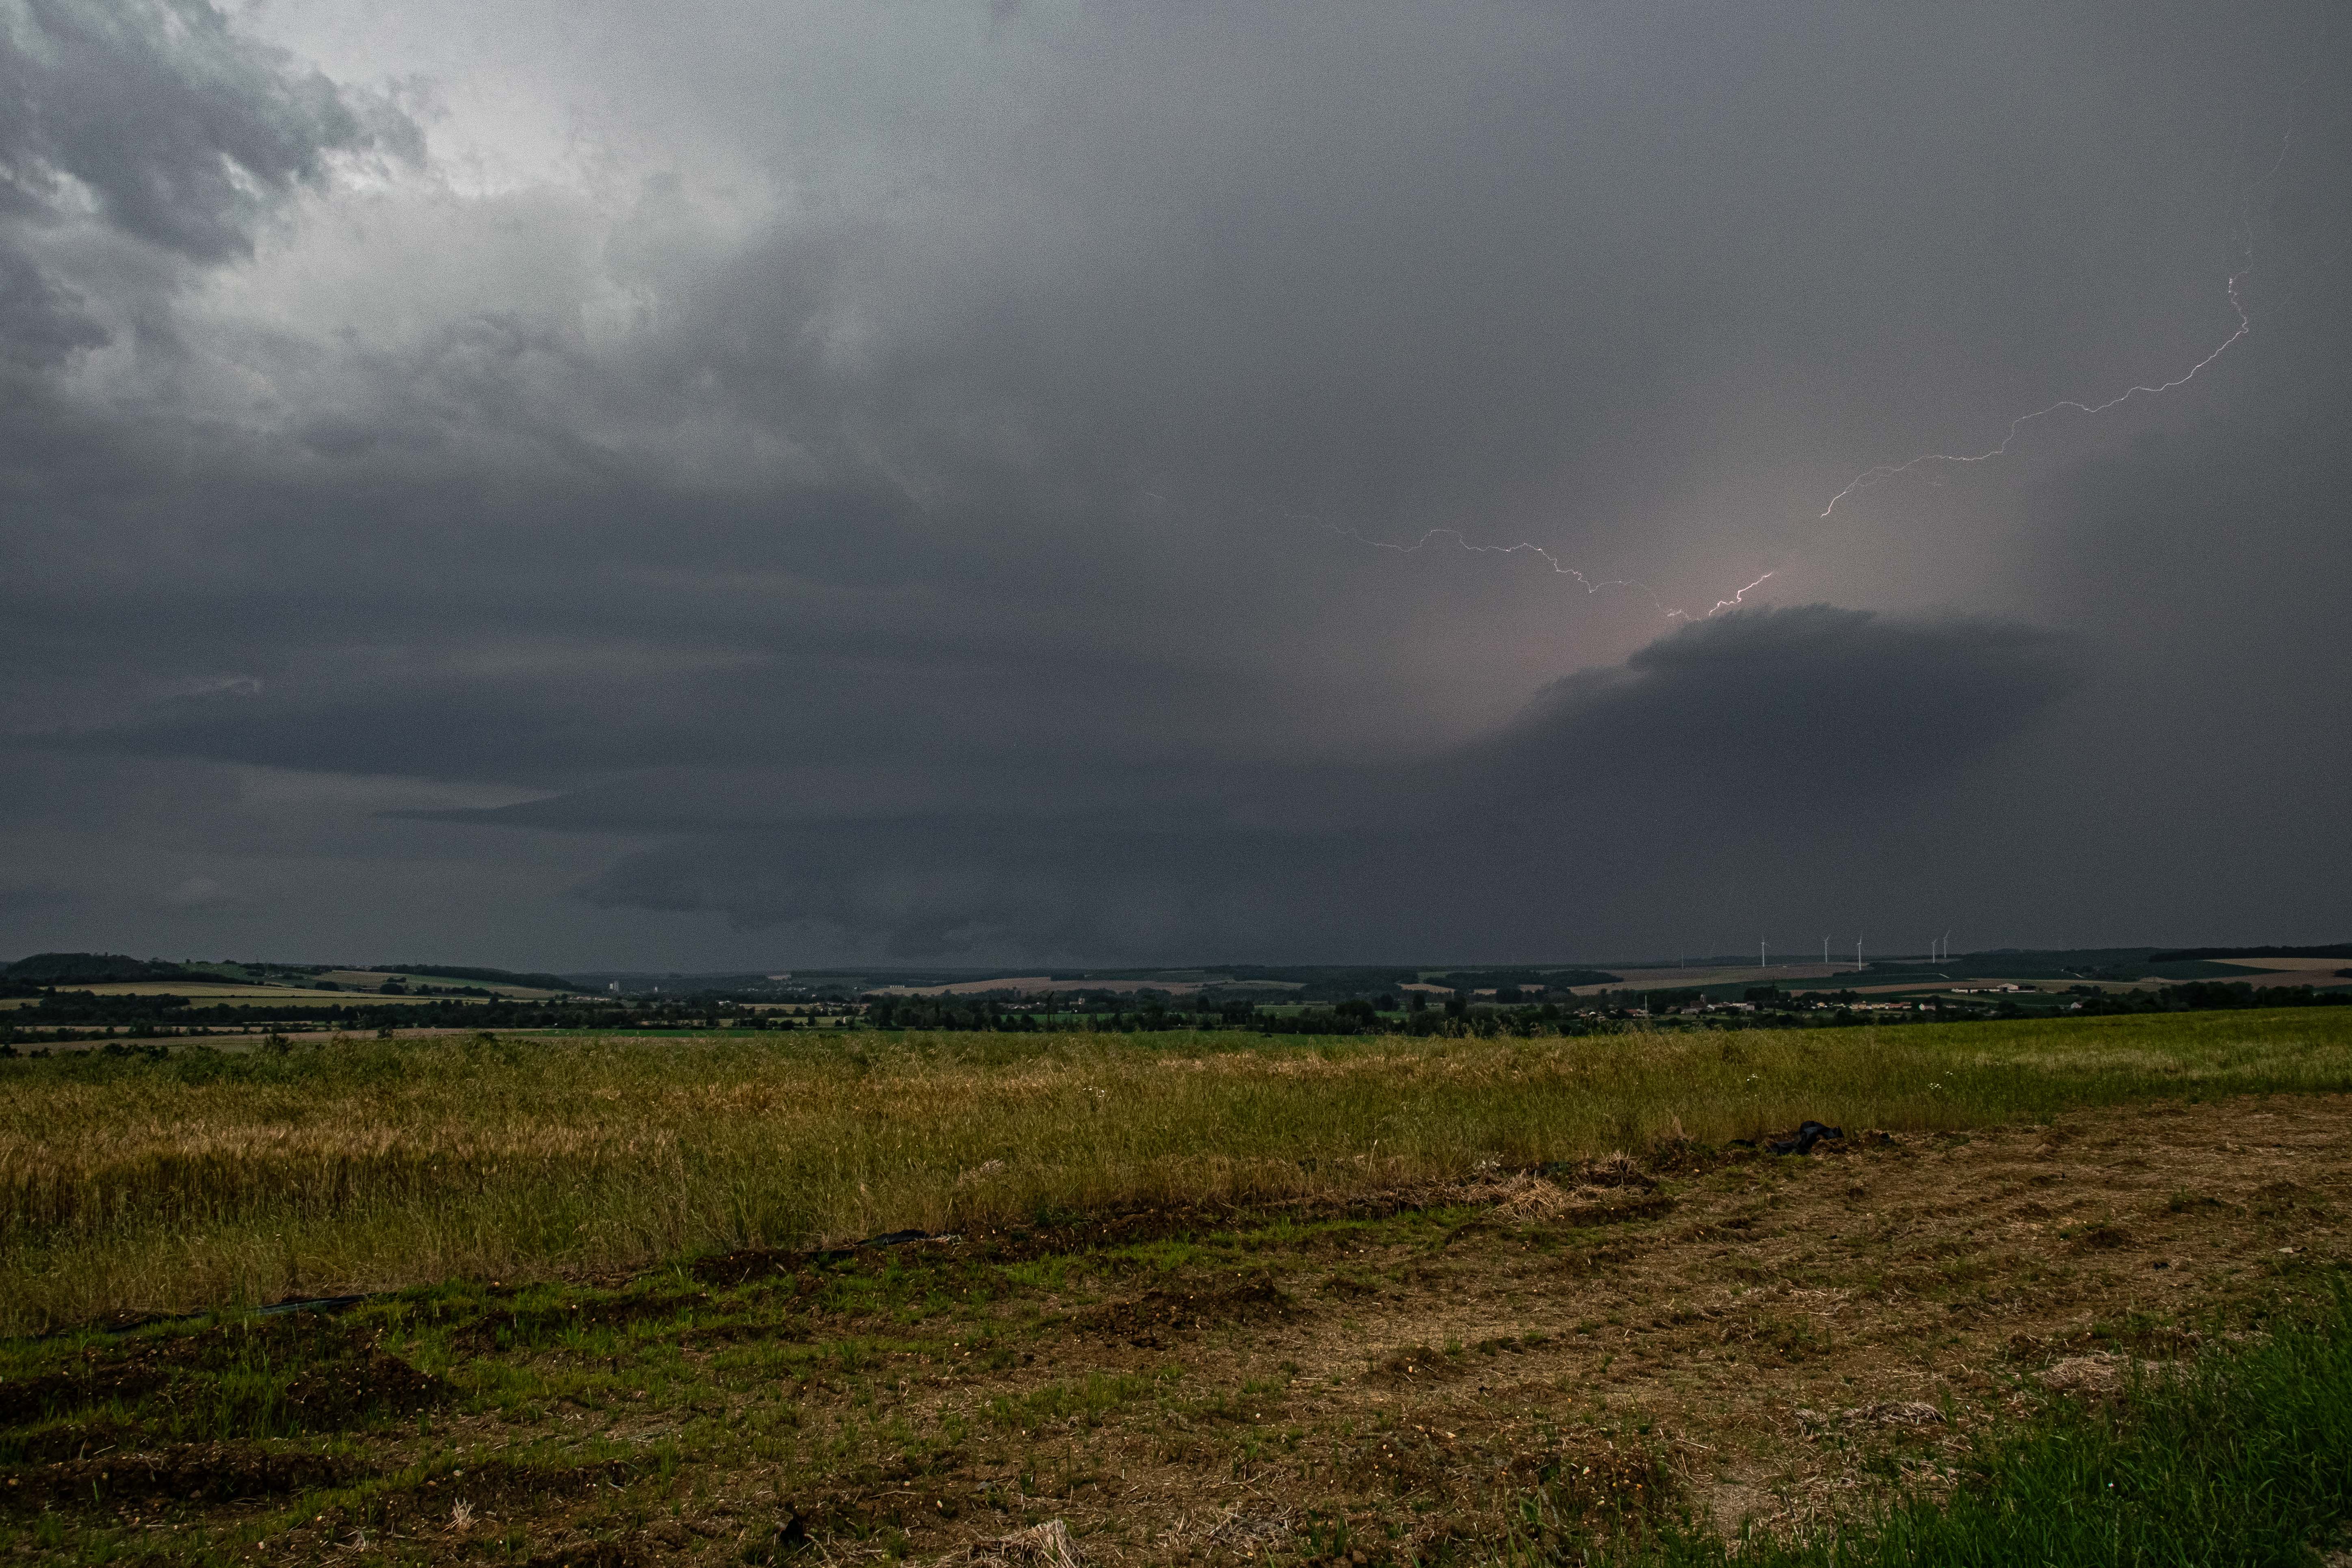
[{"xmin": 1516, "ymin": 1281, "xmax": 2352, "ymax": 1568}]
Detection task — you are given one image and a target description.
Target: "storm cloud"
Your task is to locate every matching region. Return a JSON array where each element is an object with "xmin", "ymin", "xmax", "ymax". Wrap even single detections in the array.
[
  {"xmin": 552, "ymin": 606, "xmax": 2083, "ymax": 960},
  {"xmin": 0, "ymin": 1, "xmax": 2345, "ymax": 967}
]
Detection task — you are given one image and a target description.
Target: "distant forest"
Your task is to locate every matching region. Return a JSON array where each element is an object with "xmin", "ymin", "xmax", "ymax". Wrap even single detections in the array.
[{"xmin": 375, "ymin": 963, "xmax": 580, "ymax": 991}]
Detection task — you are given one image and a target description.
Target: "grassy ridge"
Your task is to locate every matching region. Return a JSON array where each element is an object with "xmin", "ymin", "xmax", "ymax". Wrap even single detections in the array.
[
  {"xmin": 4, "ymin": 1009, "xmax": 2351, "ymax": 1332},
  {"xmin": 1526, "ymin": 1281, "xmax": 2352, "ymax": 1568}
]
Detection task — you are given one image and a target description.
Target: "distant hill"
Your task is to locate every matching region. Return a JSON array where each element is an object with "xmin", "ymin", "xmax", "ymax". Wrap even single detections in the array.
[
  {"xmin": 3, "ymin": 952, "xmax": 205, "ymax": 985},
  {"xmin": 1424, "ymin": 968, "xmax": 1623, "ymax": 991},
  {"xmin": 373, "ymin": 964, "xmax": 580, "ymax": 992},
  {"xmin": 2148, "ymin": 944, "xmax": 2352, "ymax": 963}
]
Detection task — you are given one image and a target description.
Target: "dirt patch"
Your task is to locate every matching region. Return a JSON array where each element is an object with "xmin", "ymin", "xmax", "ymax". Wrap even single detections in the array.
[
  {"xmin": 283, "ymin": 1346, "xmax": 448, "ymax": 1425},
  {"xmin": 2065, "ymin": 1220, "xmax": 2134, "ymax": 1252},
  {"xmin": 516, "ymin": 1540, "xmax": 654, "ymax": 1568},
  {"xmin": 692, "ymin": 1176, "xmax": 1661, "ymax": 1291},
  {"xmin": 0, "ymin": 1317, "xmax": 446, "ymax": 1436},
  {"xmin": 689, "ymin": 1241, "xmax": 926, "ymax": 1287},
  {"xmin": 293, "ymin": 1455, "xmax": 655, "ymax": 1548},
  {"xmin": 515, "ymin": 1533, "xmax": 658, "ymax": 1568},
  {"xmin": 455, "ymin": 1289, "xmax": 716, "ymax": 1351},
  {"xmin": 1079, "ymin": 1271, "xmax": 1295, "ymax": 1346},
  {"xmin": 2, "ymin": 1442, "xmax": 362, "ymax": 1510},
  {"xmin": 1364, "ymin": 1343, "xmax": 1473, "ymax": 1386},
  {"xmin": 2253, "ymin": 1180, "xmax": 2334, "ymax": 1218}
]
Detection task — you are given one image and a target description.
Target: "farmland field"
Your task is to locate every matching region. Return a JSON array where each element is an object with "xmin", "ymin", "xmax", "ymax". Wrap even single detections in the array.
[
  {"xmin": 0, "ymin": 982, "xmax": 472, "ymax": 1008},
  {"xmin": 2, "ymin": 1011, "xmax": 2348, "ymax": 1565}
]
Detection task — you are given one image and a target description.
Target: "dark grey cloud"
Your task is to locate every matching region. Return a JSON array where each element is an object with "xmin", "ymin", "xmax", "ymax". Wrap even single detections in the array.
[
  {"xmin": 1470, "ymin": 607, "xmax": 2081, "ymax": 807},
  {"xmin": 0, "ymin": 245, "xmax": 104, "ymax": 367},
  {"xmin": 552, "ymin": 607, "xmax": 2081, "ymax": 960},
  {"xmin": 0, "ymin": 878, "xmax": 69, "ymax": 916},
  {"xmin": 0, "ymin": 0, "xmax": 2346, "ymax": 966}
]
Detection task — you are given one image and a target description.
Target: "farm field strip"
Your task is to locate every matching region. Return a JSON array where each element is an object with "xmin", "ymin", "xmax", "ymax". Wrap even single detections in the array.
[
  {"xmin": 7, "ymin": 1010, "xmax": 2352, "ymax": 1332},
  {"xmin": 1571, "ymin": 966, "xmax": 1858, "ymax": 993},
  {"xmin": 1, "ymin": 983, "xmax": 483, "ymax": 1005}
]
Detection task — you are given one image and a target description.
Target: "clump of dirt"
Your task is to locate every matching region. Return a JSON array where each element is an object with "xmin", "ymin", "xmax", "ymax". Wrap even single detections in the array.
[
  {"xmin": 282, "ymin": 1346, "xmax": 449, "ymax": 1424},
  {"xmin": 1080, "ymin": 1271, "xmax": 1294, "ymax": 1346},
  {"xmin": 1, "ymin": 1442, "xmax": 362, "ymax": 1510},
  {"xmin": 1566, "ymin": 1191, "xmax": 1676, "ymax": 1225},
  {"xmin": 2252, "ymin": 1180, "xmax": 2332, "ymax": 1218},
  {"xmin": 1527, "ymin": 1150, "xmax": 1670, "ymax": 1190},
  {"xmin": 288, "ymin": 1455, "xmax": 653, "ymax": 1546},
  {"xmin": 1365, "ymin": 1344, "xmax": 1470, "ymax": 1385},
  {"xmin": 517, "ymin": 1540, "xmax": 653, "ymax": 1568},
  {"xmin": 0, "ymin": 1364, "xmax": 164, "ymax": 1427},
  {"xmin": 453, "ymin": 1289, "xmax": 714, "ymax": 1351},
  {"xmin": 691, "ymin": 1246, "xmax": 832, "ymax": 1287},
  {"xmin": 2065, "ymin": 1221, "xmax": 2133, "ymax": 1252},
  {"xmin": 0, "ymin": 1317, "xmax": 447, "ymax": 1437},
  {"xmin": 1568, "ymin": 1151, "xmax": 1659, "ymax": 1188},
  {"xmin": 736, "ymin": 1514, "xmax": 812, "ymax": 1565}
]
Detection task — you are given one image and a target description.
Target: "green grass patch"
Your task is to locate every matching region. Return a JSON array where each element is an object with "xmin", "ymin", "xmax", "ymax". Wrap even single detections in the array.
[
  {"xmin": 983, "ymin": 1370, "xmax": 1161, "ymax": 1434},
  {"xmin": 1512, "ymin": 1280, "xmax": 2352, "ymax": 1568}
]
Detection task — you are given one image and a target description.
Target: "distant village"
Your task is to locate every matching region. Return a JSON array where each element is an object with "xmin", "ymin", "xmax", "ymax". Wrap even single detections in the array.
[{"xmin": 7, "ymin": 945, "xmax": 2345, "ymax": 1047}]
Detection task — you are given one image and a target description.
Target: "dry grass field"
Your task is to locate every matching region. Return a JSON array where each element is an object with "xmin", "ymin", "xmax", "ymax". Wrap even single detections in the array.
[
  {"xmin": 871, "ymin": 979, "xmax": 1245, "ymax": 998},
  {"xmin": 0, "ymin": 982, "xmax": 460, "ymax": 1009},
  {"xmin": 6, "ymin": 1011, "xmax": 2352, "ymax": 1332},
  {"xmin": 2, "ymin": 1011, "xmax": 2350, "ymax": 1566},
  {"xmin": 2215, "ymin": 957, "xmax": 2352, "ymax": 988},
  {"xmin": 1566, "ymin": 966, "xmax": 1855, "ymax": 994},
  {"xmin": 311, "ymin": 971, "xmax": 576, "ymax": 1000}
]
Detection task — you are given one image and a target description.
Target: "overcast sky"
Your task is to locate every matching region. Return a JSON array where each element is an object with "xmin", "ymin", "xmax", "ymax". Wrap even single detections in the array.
[{"xmin": 1, "ymin": 0, "xmax": 2346, "ymax": 969}]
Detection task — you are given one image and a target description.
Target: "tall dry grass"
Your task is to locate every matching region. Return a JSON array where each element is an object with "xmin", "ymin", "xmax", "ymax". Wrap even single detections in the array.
[{"xmin": 5, "ymin": 1009, "xmax": 2349, "ymax": 1331}]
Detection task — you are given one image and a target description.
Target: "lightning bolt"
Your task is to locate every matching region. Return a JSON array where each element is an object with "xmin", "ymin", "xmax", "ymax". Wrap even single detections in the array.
[
  {"xmin": 1689, "ymin": 570, "xmax": 1778, "ymax": 619},
  {"xmin": 1820, "ymin": 90, "xmax": 2303, "ymax": 518},
  {"xmin": 1323, "ymin": 524, "xmax": 1772, "ymax": 622},
  {"xmin": 1315, "ymin": 78, "xmax": 2310, "ymax": 622},
  {"xmin": 1816, "ymin": 272, "xmax": 2252, "ymax": 518}
]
